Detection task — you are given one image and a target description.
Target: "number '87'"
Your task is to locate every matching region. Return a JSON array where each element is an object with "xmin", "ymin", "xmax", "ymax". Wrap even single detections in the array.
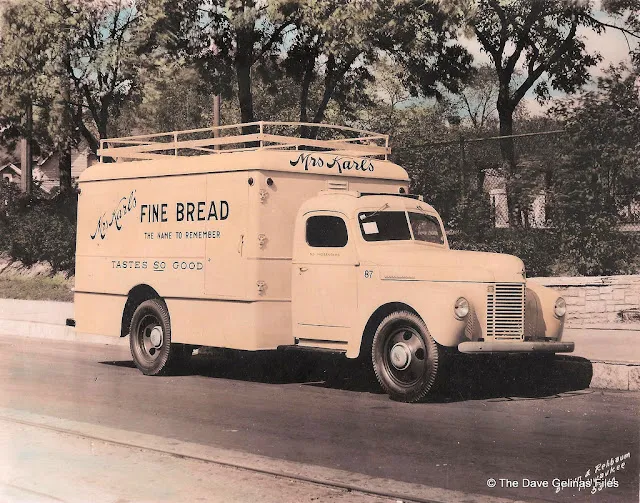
[{"xmin": 364, "ymin": 270, "xmax": 374, "ymax": 279}]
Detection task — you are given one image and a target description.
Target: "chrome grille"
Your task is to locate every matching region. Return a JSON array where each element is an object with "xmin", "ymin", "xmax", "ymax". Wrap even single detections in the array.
[{"xmin": 486, "ymin": 283, "xmax": 525, "ymax": 340}]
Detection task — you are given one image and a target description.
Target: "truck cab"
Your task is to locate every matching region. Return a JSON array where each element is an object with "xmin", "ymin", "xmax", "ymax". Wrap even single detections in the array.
[{"xmin": 291, "ymin": 191, "xmax": 572, "ymax": 402}]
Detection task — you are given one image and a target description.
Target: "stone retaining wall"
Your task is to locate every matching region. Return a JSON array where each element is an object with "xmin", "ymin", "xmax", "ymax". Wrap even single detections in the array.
[{"xmin": 530, "ymin": 275, "xmax": 640, "ymax": 327}]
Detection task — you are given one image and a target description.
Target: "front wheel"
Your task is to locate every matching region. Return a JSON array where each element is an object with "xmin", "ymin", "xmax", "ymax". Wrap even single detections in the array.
[
  {"xmin": 129, "ymin": 299, "xmax": 191, "ymax": 375},
  {"xmin": 372, "ymin": 311, "xmax": 441, "ymax": 402}
]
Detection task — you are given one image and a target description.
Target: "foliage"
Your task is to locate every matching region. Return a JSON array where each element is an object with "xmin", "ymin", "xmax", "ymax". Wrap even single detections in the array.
[
  {"xmin": 0, "ymin": 183, "xmax": 77, "ymax": 273},
  {"xmin": 158, "ymin": 0, "xmax": 300, "ymax": 126},
  {"xmin": 0, "ymin": 0, "xmax": 163, "ymax": 189},
  {"xmin": 114, "ymin": 62, "xmax": 215, "ymax": 135},
  {"xmin": 159, "ymin": 0, "xmax": 473, "ymax": 132},
  {"xmin": 469, "ymin": 0, "xmax": 640, "ymax": 227},
  {"xmin": 449, "ymin": 228, "xmax": 561, "ymax": 278},
  {"xmin": 549, "ymin": 64, "xmax": 640, "ymax": 275}
]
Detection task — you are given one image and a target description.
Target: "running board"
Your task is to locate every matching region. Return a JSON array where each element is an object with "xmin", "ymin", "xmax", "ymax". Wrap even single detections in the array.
[{"xmin": 292, "ymin": 338, "xmax": 348, "ymax": 352}]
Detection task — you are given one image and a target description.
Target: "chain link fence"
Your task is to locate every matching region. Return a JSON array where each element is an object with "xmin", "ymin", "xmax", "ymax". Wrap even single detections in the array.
[{"xmin": 393, "ymin": 130, "xmax": 640, "ymax": 277}]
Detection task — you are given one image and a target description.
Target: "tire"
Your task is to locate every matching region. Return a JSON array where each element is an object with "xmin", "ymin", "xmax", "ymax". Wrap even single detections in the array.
[
  {"xmin": 129, "ymin": 299, "xmax": 191, "ymax": 375},
  {"xmin": 372, "ymin": 311, "xmax": 441, "ymax": 403}
]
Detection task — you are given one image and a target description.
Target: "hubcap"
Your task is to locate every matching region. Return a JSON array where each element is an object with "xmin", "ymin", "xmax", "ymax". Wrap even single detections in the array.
[
  {"xmin": 149, "ymin": 326, "xmax": 163, "ymax": 347},
  {"xmin": 137, "ymin": 314, "xmax": 165, "ymax": 362},
  {"xmin": 390, "ymin": 343, "xmax": 411, "ymax": 370},
  {"xmin": 382, "ymin": 326, "xmax": 428, "ymax": 388}
]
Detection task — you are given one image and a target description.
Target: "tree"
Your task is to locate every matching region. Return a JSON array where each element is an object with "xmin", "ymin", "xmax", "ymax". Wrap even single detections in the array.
[
  {"xmin": 0, "ymin": 0, "xmax": 162, "ymax": 190},
  {"xmin": 287, "ymin": 0, "xmax": 473, "ymax": 136},
  {"xmin": 469, "ymin": 0, "xmax": 640, "ymax": 226},
  {"xmin": 160, "ymin": 0, "xmax": 300, "ymax": 129},
  {"xmin": 161, "ymin": 0, "xmax": 473, "ymax": 136},
  {"xmin": 452, "ymin": 65, "xmax": 499, "ymax": 130},
  {"xmin": 0, "ymin": 0, "xmax": 58, "ymax": 192},
  {"xmin": 551, "ymin": 63, "xmax": 640, "ymax": 275}
]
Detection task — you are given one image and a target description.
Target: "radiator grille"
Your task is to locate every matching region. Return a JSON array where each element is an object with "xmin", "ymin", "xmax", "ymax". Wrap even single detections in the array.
[{"xmin": 486, "ymin": 283, "xmax": 525, "ymax": 340}]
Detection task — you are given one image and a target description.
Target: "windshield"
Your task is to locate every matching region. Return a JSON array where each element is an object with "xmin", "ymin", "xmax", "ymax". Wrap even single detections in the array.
[{"xmin": 358, "ymin": 211, "xmax": 444, "ymax": 244}]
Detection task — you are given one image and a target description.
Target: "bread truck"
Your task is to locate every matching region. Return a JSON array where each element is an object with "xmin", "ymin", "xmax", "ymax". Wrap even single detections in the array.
[{"xmin": 73, "ymin": 122, "xmax": 573, "ymax": 402}]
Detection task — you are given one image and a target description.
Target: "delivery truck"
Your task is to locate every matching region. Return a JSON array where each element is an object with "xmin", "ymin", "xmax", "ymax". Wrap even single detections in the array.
[{"xmin": 73, "ymin": 121, "xmax": 573, "ymax": 402}]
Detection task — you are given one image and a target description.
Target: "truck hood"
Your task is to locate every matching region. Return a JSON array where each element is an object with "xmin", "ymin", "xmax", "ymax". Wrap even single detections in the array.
[{"xmin": 362, "ymin": 243, "xmax": 525, "ymax": 283}]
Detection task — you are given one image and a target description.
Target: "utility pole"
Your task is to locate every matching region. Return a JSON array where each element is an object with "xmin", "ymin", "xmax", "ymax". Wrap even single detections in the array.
[
  {"xmin": 57, "ymin": 45, "xmax": 73, "ymax": 193},
  {"xmin": 20, "ymin": 99, "xmax": 33, "ymax": 195}
]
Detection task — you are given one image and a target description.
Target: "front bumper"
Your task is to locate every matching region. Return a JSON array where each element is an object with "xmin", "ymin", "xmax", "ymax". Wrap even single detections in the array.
[{"xmin": 458, "ymin": 341, "xmax": 574, "ymax": 354}]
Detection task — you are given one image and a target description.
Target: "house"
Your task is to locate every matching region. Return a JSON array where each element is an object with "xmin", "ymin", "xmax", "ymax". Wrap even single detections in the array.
[
  {"xmin": 0, "ymin": 147, "xmax": 96, "ymax": 195},
  {"xmin": 483, "ymin": 169, "xmax": 547, "ymax": 229},
  {"xmin": 0, "ymin": 162, "xmax": 20, "ymax": 185}
]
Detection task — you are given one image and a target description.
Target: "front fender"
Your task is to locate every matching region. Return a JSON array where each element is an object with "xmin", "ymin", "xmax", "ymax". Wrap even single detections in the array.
[
  {"xmin": 357, "ymin": 280, "xmax": 469, "ymax": 352},
  {"xmin": 526, "ymin": 281, "xmax": 565, "ymax": 340}
]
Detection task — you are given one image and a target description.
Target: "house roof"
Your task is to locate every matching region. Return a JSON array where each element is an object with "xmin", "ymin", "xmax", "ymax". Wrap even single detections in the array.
[{"xmin": 0, "ymin": 163, "xmax": 20, "ymax": 175}]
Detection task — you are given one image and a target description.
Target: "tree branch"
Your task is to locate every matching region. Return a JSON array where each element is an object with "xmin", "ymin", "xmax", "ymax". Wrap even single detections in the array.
[
  {"xmin": 511, "ymin": 15, "xmax": 579, "ymax": 106},
  {"xmin": 461, "ymin": 92, "xmax": 477, "ymax": 128},
  {"xmin": 473, "ymin": 24, "xmax": 501, "ymax": 63},
  {"xmin": 584, "ymin": 14, "xmax": 640, "ymax": 41},
  {"xmin": 487, "ymin": 0, "xmax": 508, "ymax": 61},
  {"xmin": 504, "ymin": 3, "xmax": 543, "ymax": 76},
  {"xmin": 254, "ymin": 18, "xmax": 297, "ymax": 63}
]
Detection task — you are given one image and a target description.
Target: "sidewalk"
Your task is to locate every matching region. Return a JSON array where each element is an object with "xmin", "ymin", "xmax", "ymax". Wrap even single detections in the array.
[
  {"xmin": 564, "ymin": 328, "xmax": 640, "ymax": 364},
  {"xmin": 0, "ymin": 298, "xmax": 638, "ymax": 390},
  {"xmin": 0, "ymin": 407, "xmax": 524, "ymax": 503},
  {"xmin": 0, "ymin": 411, "xmax": 390, "ymax": 503}
]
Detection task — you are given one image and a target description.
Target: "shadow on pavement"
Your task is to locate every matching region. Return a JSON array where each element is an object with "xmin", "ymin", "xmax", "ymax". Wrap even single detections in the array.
[
  {"xmin": 101, "ymin": 350, "xmax": 594, "ymax": 402},
  {"xmin": 427, "ymin": 354, "xmax": 594, "ymax": 402}
]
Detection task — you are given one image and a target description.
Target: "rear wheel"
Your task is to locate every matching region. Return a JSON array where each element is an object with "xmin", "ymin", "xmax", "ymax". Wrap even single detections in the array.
[
  {"xmin": 372, "ymin": 311, "xmax": 441, "ymax": 402},
  {"xmin": 129, "ymin": 299, "xmax": 191, "ymax": 375}
]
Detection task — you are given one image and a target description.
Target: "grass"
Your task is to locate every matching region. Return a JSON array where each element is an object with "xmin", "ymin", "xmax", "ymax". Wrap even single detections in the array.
[{"xmin": 0, "ymin": 275, "xmax": 74, "ymax": 302}]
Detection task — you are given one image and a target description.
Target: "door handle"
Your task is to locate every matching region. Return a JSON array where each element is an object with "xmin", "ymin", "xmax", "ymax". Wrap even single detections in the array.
[{"xmin": 299, "ymin": 267, "xmax": 308, "ymax": 273}]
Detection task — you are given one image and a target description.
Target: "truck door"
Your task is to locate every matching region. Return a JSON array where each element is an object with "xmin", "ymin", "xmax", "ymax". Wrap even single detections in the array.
[{"xmin": 292, "ymin": 211, "xmax": 358, "ymax": 346}]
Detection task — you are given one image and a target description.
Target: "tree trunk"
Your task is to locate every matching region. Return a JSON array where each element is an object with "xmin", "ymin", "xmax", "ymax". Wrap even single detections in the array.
[
  {"xmin": 212, "ymin": 94, "xmax": 221, "ymax": 150},
  {"xmin": 20, "ymin": 99, "xmax": 33, "ymax": 195},
  {"xmin": 236, "ymin": 62, "xmax": 255, "ymax": 129},
  {"xmin": 58, "ymin": 142, "xmax": 72, "ymax": 193},
  {"xmin": 497, "ymin": 102, "xmax": 521, "ymax": 228},
  {"xmin": 298, "ymin": 54, "xmax": 315, "ymax": 138}
]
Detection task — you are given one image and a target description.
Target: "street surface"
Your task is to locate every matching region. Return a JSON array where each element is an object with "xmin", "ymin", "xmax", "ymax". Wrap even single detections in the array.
[{"xmin": 0, "ymin": 334, "xmax": 638, "ymax": 503}]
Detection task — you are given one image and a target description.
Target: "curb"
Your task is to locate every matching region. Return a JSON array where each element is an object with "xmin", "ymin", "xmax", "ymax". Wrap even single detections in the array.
[
  {"xmin": 554, "ymin": 356, "xmax": 640, "ymax": 391},
  {"xmin": 0, "ymin": 318, "xmax": 638, "ymax": 392},
  {"xmin": 566, "ymin": 323, "xmax": 640, "ymax": 331},
  {"xmin": 0, "ymin": 319, "xmax": 127, "ymax": 346}
]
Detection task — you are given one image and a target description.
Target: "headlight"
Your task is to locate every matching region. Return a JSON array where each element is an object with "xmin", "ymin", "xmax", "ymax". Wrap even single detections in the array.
[
  {"xmin": 554, "ymin": 297, "xmax": 567, "ymax": 318},
  {"xmin": 454, "ymin": 297, "xmax": 470, "ymax": 319}
]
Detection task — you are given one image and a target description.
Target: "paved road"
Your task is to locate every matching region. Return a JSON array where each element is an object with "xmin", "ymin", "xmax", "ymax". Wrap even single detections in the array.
[{"xmin": 0, "ymin": 335, "xmax": 638, "ymax": 503}]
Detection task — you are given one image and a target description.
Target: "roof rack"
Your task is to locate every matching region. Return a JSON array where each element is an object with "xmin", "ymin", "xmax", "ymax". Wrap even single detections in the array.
[{"xmin": 98, "ymin": 121, "xmax": 390, "ymax": 163}]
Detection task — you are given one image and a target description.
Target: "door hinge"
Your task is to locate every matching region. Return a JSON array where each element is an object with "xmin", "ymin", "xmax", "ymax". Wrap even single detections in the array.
[{"xmin": 238, "ymin": 234, "xmax": 244, "ymax": 255}]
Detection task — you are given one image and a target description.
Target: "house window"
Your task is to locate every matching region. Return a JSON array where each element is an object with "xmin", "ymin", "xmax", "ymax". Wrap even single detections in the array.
[{"xmin": 306, "ymin": 215, "xmax": 348, "ymax": 248}]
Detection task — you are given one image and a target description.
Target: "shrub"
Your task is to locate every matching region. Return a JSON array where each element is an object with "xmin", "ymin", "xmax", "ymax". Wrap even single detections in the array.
[
  {"xmin": 1, "ymin": 189, "xmax": 77, "ymax": 274},
  {"xmin": 449, "ymin": 228, "xmax": 562, "ymax": 278}
]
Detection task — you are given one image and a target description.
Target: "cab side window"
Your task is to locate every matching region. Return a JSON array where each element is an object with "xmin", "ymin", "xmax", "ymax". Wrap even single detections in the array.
[{"xmin": 306, "ymin": 215, "xmax": 348, "ymax": 248}]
